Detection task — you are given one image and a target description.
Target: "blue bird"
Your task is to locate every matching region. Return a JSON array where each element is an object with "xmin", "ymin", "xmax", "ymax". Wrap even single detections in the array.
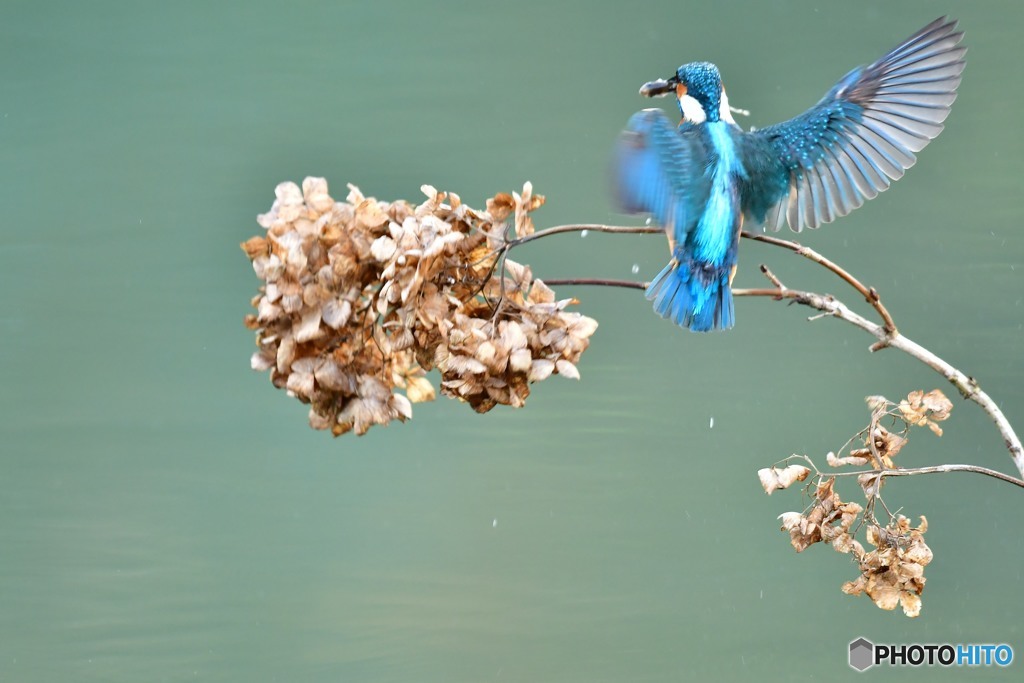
[{"xmin": 613, "ymin": 17, "xmax": 965, "ymax": 332}]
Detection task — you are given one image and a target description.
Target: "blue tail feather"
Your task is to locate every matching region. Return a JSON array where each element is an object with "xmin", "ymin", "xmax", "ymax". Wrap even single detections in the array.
[
  {"xmin": 649, "ymin": 264, "xmax": 680, "ymax": 314},
  {"xmin": 645, "ymin": 261, "xmax": 734, "ymax": 332}
]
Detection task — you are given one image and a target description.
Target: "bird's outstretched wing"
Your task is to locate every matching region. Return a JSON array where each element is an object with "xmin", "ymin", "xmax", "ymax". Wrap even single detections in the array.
[
  {"xmin": 612, "ymin": 109, "xmax": 710, "ymax": 248},
  {"xmin": 749, "ymin": 17, "xmax": 965, "ymax": 232}
]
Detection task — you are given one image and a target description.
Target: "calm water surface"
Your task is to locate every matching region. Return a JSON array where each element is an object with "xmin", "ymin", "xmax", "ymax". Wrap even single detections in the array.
[{"xmin": 2, "ymin": 1, "xmax": 1023, "ymax": 681}]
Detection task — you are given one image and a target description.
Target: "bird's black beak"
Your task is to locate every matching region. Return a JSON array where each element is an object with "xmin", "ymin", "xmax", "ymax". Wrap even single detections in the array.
[{"xmin": 639, "ymin": 76, "xmax": 679, "ymax": 98}]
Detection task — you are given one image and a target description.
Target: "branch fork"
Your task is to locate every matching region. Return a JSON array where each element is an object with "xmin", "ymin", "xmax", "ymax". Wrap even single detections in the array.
[{"xmin": 520, "ymin": 222, "xmax": 1023, "ymax": 480}]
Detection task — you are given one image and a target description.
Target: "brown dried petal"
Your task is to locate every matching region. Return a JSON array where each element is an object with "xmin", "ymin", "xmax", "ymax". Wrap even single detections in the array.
[
  {"xmin": 903, "ymin": 538, "xmax": 933, "ymax": 566},
  {"xmin": 251, "ymin": 350, "xmax": 275, "ymax": 371},
  {"xmin": 486, "ymin": 192, "xmax": 515, "ymax": 221},
  {"xmin": 842, "ymin": 576, "xmax": 867, "ymax": 596},
  {"xmin": 355, "ymin": 199, "xmax": 389, "ymax": 229},
  {"xmin": 831, "ymin": 533, "xmax": 857, "ymax": 554},
  {"xmin": 864, "ymin": 395, "xmax": 889, "ymax": 411},
  {"xmin": 314, "ymin": 360, "xmax": 352, "ymax": 393},
  {"xmin": 345, "ymin": 183, "xmax": 365, "ymax": 204},
  {"xmin": 788, "ymin": 519, "xmax": 821, "ymax": 553},
  {"xmin": 509, "ymin": 349, "xmax": 532, "ymax": 373},
  {"xmin": 501, "ymin": 320, "xmax": 528, "ymax": 350},
  {"xmin": 253, "ymin": 254, "xmax": 284, "ymax": 281},
  {"xmin": 475, "ymin": 341, "xmax": 498, "ymax": 368},
  {"xmin": 293, "ymin": 308, "xmax": 323, "ymax": 343},
  {"xmin": 555, "ymin": 359, "xmax": 580, "ymax": 380},
  {"xmin": 446, "ymin": 354, "xmax": 488, "ymax": 376},
  {"xmin": 866, "ymin": 572, "xmax": 902, "ymax": 611},
  {"xmin": 898, "ymin": 389, "xmax": 953, "ymax": 434},
  {"xmin": 322, "ymin": 299, "xmax": 352, "ymax": 329},
  {"xmin": 838, "ymin": 502, "xmax": 862, "ymax": 532},
  {"xmin": 778, "ymin": 512, "xmax": 803, "ymax": 532},
  {"xmin": 900, "ymin": 592, "xmax": 922, "ymax": 618},
  {"xmin": 504, "ymin": 259, "xmax": 533, "ymax": 292},
  {"xmin": 370, "ymin": 235, "xmax": 398, "ymax": 263},
  {"xmin": 528, "ymin": 359, "xmax": 555, "ymax": 382},
  {"xmin": 256, "ymin": 297, "xmax": 282, "ymax": 323},
  {"xmin": 241, "ymin": 236, "xmax": 270, "ymax": 259},
  {"xmin": 302, "ymin": 176, "xmax": 334, "ymax": 214},
  {"xmin": 757, "ymin": 464, "xmax": 811, "ymax": 495},
  {"xmin": 528, "ymin": 279, "xmax": 555, "ymax": 304},
  {"xmin": 858, "ymin": 472, "xmax": 883, "ymax": 497},
  {"xmin": 568, "ymin": 315, "xmax": 599, "ymax": 339},
  {"xmin": 392, "ymin": 393, "xmax": 413, "ymax": 420},
  {"xmin": 898, "ymin": 394, "xmax": 926, "ymax": 425},
  {"xmin": 826, "ymin": 451, "xmax": 870, "ymax": 468},
  {"xmin": 406, "ymin": 376, "xmax": 436, "ymax": 403},
  {"xmin": 276, "ymin": 335, "xmax": 296, "ymax": 372},
  {"xmin": 309, "ymin": 407, "xmax": 335, "ymax": 431},
  {"xmin": 921, "ymin": 389, "xmax": 953, "ymax": 420},
  {"xmin": 873, "ymin": 425, "xmax": 908, "ymax": 460},
  {"xmin": 276, "ymin": 180, "xmax": 303, "ymax": 202},
  {"xmin": 286, "ymin": 357, "xmax": 318, "ymax": 398}
]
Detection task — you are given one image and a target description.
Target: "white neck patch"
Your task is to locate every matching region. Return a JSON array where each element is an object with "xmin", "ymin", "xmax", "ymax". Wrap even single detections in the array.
[
  {"xmin": 719, "ymin": 88, "xmax": 737, "ymax": 125},
  {"xmin": 679, "ymin": 94, "xmax": 707, "ymax": 124}
]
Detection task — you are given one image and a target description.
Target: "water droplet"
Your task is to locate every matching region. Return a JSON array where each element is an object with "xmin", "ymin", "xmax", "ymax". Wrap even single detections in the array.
[
  {"xmin": 709, "ymin": 416, "xmax": 714, "ymax": 429},
  {"xmin": 631, "ymin": 264, "xmax": 640, "ymax": 274},
  {"xmin": 580, "ymin": 230, "xmax": 588, "ymax": 238}
]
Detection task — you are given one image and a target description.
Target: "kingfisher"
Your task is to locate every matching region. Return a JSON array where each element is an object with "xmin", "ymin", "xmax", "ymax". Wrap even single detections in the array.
[{"xmin": 613, "ymin": 17, "xmax": 965, "ymax": 332}]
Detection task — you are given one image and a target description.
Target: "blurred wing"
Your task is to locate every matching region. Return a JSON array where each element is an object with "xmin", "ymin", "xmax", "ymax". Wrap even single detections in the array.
[
  {"xmin": 612, "ymin": 108, "xmax": 708, "ymax": 247},
  {"xmin": 752, "ymin": 16, "xmax": 965, "ymax": 231}
]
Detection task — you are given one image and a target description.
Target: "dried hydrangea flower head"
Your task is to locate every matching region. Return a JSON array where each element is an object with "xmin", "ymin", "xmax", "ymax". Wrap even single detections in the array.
[
  {"xmin": 842, "ymin": 515, "xmax": 932, "ymax": 618},
  {"xmin": 242, "ymin": 178, "xmax": 597, "ymax": 436},
  {"xmin": 765, "ymin": 390, "xmax": 953, "ymax": 617}
]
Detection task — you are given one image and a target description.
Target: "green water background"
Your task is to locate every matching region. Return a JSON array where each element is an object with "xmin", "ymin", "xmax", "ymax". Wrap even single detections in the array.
[{"xmin": 2, "ymin": 1, "xmax": 1022, "ymax": 680}]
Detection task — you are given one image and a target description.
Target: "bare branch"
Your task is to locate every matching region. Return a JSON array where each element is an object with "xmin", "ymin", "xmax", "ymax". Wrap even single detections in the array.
[
  {"xmin": 829, "ymin": 464, "xmax": 1024, "ymax": 489},
  {"xmin": 758, "ymin": 264, "xmax": 786, "ymax": 290},
  {"xmin": 544, "ymin": 278, "xmax": 646, "ymax": 290},
  {"xmin": 504, "ymin": 224, "xmax": 662, "ymax": 249},
  {"xmin": 741, "ymin": 230, "xmax": 899, "ymax": 336},
  {"xmin": 533, "ymin": 225, "xmax": 1024, "ymax": 479}
]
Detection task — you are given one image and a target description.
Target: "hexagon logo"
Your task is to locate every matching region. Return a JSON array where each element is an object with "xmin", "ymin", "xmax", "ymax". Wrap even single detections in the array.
[{"xmin": 849, "ymin": 637, "xmax": 874, "ymax": 671}]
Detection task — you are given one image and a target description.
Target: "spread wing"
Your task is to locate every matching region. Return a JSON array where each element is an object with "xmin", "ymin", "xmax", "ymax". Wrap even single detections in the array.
[
  {"xmin": 750, "ymin": 16, "xmax": 965, "ymax": 232},
  {"xmin": 612, "ymin": 108, "xmax": 710, "ymax": 248}
]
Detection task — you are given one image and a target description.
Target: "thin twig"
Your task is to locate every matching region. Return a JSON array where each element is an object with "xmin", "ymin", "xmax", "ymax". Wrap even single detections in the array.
[
  {"xmin": 829, "ymin": 464, "xmax": 1024, "ymax": 489},
  {"xmin": 503, "ymin": 224, "xmax": 662, "ymax": 249},
  {"xmin": 758, "ymin": 265, "xmax": 786, "ymax": 290},
  {"xmin": 544, "ymin": 278, "xmax": 646, "ymax": 290},
  {"xmin": 742, "ymin": 285, "xmax": 1023, "ymax": 478},
  {"xmin": 741, "ymin": 230, "xmax": 899, "ymax": 337},
  {"xmin": 511, "ymin": 226, "xmax": 894, "ymax": 333}
]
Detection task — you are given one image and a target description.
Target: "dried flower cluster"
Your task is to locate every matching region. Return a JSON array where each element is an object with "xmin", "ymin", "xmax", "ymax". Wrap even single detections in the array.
[
  {"xmin": 241, "ymin": 178, "xmax": 597, "ymax": 436},
  {"xmin": 898, "ymin": 389, "xmax": 953, "ymax": 436},
  {"xmin": 777, "ymin": 477, "xmax": 863, "ymax": 554},
  {"xmin": 761, "ymin": 389, "xmax": 952, "ymax": 617},
  {"xmin": 775, "ymin": 479, "xmax": 931, "ymax": 617},
  {"xmin": 842, "ymin": 515, "xmax": 932, "ymax": 618}
]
